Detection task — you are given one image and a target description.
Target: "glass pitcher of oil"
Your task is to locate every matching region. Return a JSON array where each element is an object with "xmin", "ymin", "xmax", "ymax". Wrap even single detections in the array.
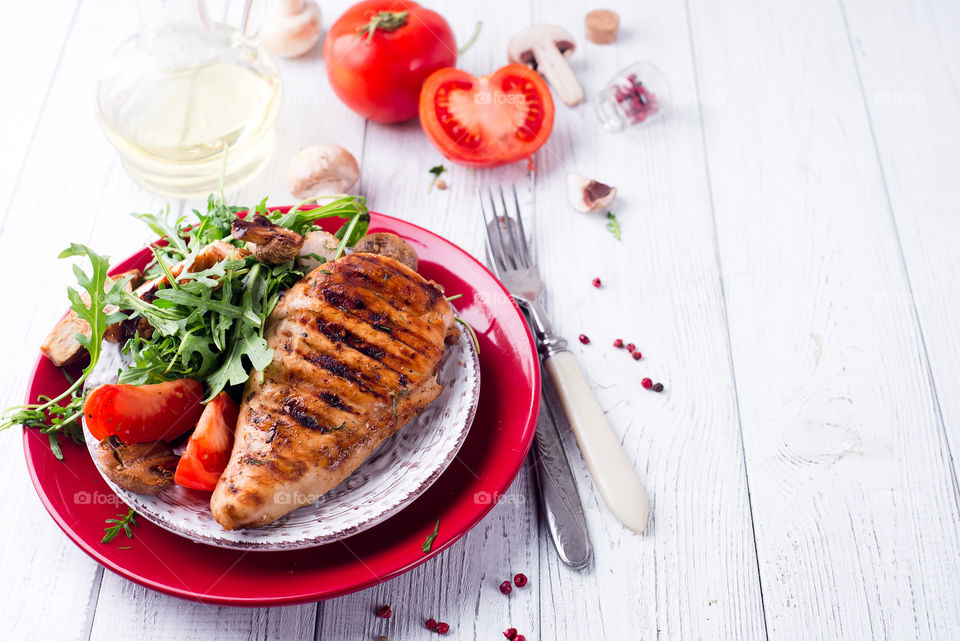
[{"xmin": 96, "ymin": 0, "xmax": 281, "ymax": 197}]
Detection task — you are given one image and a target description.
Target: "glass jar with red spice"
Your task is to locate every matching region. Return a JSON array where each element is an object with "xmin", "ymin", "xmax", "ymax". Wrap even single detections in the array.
[{"xmin": 593, "ymin": 61, "xmax": 670, "ymax": 132}]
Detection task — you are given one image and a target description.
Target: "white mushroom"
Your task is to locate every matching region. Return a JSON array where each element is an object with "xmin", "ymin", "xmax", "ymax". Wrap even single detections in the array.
[
  {"xmin": 288, "ymin": 144, "xmax": 360, "ymax": 201},
  {"xmin": 508, "ymin": 25, "xmax": 583, "ymax": 106},
  {"xmin": 297, "ymin": 230, "xmax": 341, "ymax": 271},
  {"xmin": 260, "ymin": 0, "xmax": 323, "ymax": 59},
  {"xmin": 567, "ymin": 173, "xmax": 617, "ymax": 213}
]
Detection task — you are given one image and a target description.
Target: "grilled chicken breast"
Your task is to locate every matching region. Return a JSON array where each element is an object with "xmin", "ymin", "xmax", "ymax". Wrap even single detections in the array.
[{"xmin": 211, "ymin": 253, "xmax": 455, "ymax": 529}]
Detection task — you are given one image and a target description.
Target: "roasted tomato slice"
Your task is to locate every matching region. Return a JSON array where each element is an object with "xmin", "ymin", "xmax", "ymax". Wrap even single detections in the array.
[
  {"xmin": 418, "ymin": 64, "xmax": 555, "ymax": 168},
  {"xmin": 174, "ymin": 392, "xmax": 239, "ymax": 492},
  {"xmin": 84, "ymin": 379, "xmax": 205, "ymax": 443}
]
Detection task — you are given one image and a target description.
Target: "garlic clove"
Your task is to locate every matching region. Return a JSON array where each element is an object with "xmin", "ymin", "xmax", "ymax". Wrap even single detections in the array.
[{"xmin": 567, "ymin": 172, "xmax": 617, "ymax": 213}]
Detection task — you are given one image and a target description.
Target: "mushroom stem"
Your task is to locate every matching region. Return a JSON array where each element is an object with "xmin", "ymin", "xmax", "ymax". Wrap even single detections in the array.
[{"xmin": 533, "ymin": 39, "xmax": 584, "ymax": 106}]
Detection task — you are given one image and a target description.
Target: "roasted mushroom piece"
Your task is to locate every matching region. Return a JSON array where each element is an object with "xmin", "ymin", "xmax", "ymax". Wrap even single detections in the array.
[
  {"xmin": 352, "ymin": 232, "xmax": 419, "ymax": 271},
  {"xmin": 232, "ymin": 214, "xmax": 306, "ymax": 265},
  {"xmin": 96, "ymin": 436, "xmax": 180, "ymax": 495}
]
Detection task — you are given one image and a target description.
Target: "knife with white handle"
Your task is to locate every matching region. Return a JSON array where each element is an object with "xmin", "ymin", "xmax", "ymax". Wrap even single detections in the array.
[
  {"xmin": 523, "ymin": 311, "xmax": 592, "ymax": 568},
  {"xmin": 542, "ymin": 349, "xmax": 649, "ymax": 533}
]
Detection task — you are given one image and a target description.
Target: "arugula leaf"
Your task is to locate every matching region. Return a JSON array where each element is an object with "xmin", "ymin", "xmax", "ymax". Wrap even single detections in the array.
[
  {"xmin": 427, "ymin": 164, "xmax": 446, "ymax": 192},
  {"xmin": 205, "ymin": 326, "xmax": 272, "ymax": 400},
  {"xmin": 8, "ymin": 193, "xmax": 373, "ymax": 452},
  {"xmin": 102, "ymin": 509, "xmax": 138, "ymax": 544},
  {"xmin": 269, "ymin": 195, "xmax": 370, "ymax": 237},
  {"xmin": 422, "ymin": 518, "xmax": 440, "ymax": 553},
  {"xmin": 2, "ymin": 244, "xmax": 128, "ymax": 449},
  {"xmin": 333, "ymin": 212, "xmax": 370, "ymax": 259},
  {"xmin": 133, "ymin": 207, "xmax": 189, "ymax": 258},
  {"xmin": 605, "ymin": 211, "xmax": 622, "ymax": 241}
]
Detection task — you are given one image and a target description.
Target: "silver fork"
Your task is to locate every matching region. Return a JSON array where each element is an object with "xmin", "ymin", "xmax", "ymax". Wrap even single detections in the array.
[{"xmin": 480, "ymin": 186, "xmax": 650, "ymax": 534}]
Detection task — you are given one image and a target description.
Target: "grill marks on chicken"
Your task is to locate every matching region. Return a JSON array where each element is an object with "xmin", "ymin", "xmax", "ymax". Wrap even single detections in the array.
[{"xmin": 210, "ymin": 253, "xmax": 455, "ymax": 529}]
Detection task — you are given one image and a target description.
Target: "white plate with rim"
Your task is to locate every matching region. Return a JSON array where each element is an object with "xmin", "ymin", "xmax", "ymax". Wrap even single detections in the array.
[{"xmin": 84, "ymin": 332, "xmax": 480, "ymax": 550}]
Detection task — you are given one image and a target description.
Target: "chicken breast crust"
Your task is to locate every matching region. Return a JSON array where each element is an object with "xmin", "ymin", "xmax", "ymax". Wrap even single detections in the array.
[{"xmin": 211, "ymin": 253, "xmax": 455, "ymax": 530}]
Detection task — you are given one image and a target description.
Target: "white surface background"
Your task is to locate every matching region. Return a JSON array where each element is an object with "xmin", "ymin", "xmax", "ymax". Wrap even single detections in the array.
[{"xmin": 2, "ymin": 0, "xmax": 959, "ymax": 639}]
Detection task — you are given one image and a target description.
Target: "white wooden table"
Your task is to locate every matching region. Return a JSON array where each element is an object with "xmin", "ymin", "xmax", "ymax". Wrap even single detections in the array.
[{"xmin": 2, "ymin": 0, "xmax": 960, "ymax": 639}]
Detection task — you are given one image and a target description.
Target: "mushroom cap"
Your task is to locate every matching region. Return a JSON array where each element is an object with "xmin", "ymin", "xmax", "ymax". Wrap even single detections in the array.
[
  {"xmin": 508, "ymin": 24, "xmax": 577, "ymax": 66},
  {"xmin": 261, "ymin": 0, "xmax": 322, "ymax": 59},
  {"xmin": 287, "ymin": 144, "xmax": 360, "ymax": 201}
]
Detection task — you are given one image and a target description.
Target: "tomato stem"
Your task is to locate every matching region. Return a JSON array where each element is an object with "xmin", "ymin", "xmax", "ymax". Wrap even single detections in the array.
[{"xmin": 358, "ymin": 10, "xmax": 409, "ymax": 42}]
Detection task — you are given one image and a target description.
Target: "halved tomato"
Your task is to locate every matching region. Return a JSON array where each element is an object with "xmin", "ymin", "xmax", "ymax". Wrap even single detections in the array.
[
  {"xmin": 84, "ymin": 379, "xmax": 204, "ymax": 443},
  {"xmin": 174, "ymin": 392, "xmax": 239, "ymax": 492},
  {"xmin": 418, "ymin": 64, "xmax": 555, "ymax": 168}
]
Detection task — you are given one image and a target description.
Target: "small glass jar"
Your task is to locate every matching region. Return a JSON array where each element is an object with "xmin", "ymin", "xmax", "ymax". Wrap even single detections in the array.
[
  {"xmin": 96, "ymin": 0, "xmax": 281, "ymax": 197},
  {"xmin": 593, "ymin": 61, "xmax": 670, "ymax": 132}
]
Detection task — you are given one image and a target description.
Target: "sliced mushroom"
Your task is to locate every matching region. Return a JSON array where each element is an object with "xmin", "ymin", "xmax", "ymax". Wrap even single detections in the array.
[
  {"xmin": 353, "ymin": 233, "xmax": 419, "ymax": 271},
  {"xmin": 260, "ymin": 0, "xmax": 323, "ymax": 59},
  {"xmin": 508, "ymin": 25, "xmax": 584, "ymax": 106},
  {"xmin": 288, "ymin": 144, "xmax": 360, "ymax": 201},
  {"xmin": 297, "ymin": 230, "xmax": 341, "ymax": 271},
  {"xmin": 567, "ymin": 173, "xmax": 617, "ymax": 213},
  {"xmin": 232, "ymin": 214, "xmax": 306, "ymax": 265},
  {"xmin": 96, "ymin": 435, "xmax": 179, "ymax": 495}
]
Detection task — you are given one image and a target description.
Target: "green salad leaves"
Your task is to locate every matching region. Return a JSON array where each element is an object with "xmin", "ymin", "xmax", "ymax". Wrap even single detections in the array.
[{"xmin": 2, "ymin": 193, "xmax": 369, "ymax": 457}]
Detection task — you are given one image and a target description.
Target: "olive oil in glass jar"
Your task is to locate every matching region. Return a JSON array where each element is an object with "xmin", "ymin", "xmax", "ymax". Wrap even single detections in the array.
[{"xmin": 96, "ymin": 0, "xmax": 281, "ymax": 197}]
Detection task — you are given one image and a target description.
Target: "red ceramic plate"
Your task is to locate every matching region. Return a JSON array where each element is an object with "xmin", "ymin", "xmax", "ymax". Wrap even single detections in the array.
[{"xmin": 22, "ymin": 211, "xmax": 539, "ymax": 605}]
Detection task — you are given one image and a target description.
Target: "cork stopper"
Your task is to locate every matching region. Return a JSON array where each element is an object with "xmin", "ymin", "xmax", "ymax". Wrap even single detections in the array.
[{"xmin": 585, "ymin": 9, "xmax": 619, "ymax": 44}]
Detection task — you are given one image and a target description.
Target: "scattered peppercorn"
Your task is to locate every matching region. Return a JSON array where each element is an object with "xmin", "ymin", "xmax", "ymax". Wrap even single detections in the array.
[
  {"xmin": 613, "ymin": 338, "xmax": 624, "ymax": 348},
  {"xmin": 425, "ymin": 618, "xmax": 438, "ymax": 631},
  {"xmin": 504, "ymin": 628, "xmax": 518, "ymax": 640},
  {"xmin": 515, "ymin": 635, "xmax": 527, "ymax": 641},
  {"xmin": 499, "ymin": 580, "xmax": 513, "ymax": 595},
  {"xmin": 592, "ymin": 277, "xmax": 602, "ymax": 288},
  {"xmin": 436, "ymin": 622, "xmax": 450, "ymax": 635},
  {"xmin": 579, "ymin": 334, "xmax": 590, "ymax": 345},
  {"xmin": 631, "ymin": 351, "xmax": 642, "ymax": 360},
  {"xmin": 378, "ymin": 637, "xmax": 389, "ymax": 641},
  {"xmin": 626, "ymin": 343, "xmax": 636, "ymax": 352},
  {"xmin": 641, "ymin": 378, "xmax": 653, "ymax": 389},
  {"xmin": 653, "ymin": 382, "xmax": 664, "ymax": 393},
  {"xmin": 436, "ymin": 179, "xmax": 447, "ymax": 190},
  {"xmin": 513, "ymin": 573, "xmax": 528, "ymax": 587},
  {"xmin": 376, "ymin": 605, "xmax": 392, "ymax": 619},
  {"xmin": 615, "ymin": 73, "xmax": 660, "ymax": 126}
]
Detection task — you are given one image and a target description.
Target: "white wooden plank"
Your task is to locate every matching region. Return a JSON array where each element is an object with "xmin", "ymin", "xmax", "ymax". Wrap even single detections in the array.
[
  {"xmin": 358, "ymin": 0, "xmax": 534, "ymax": 256},
  {"xmin": 0, "ymin": 2, "xmax": 160, "ymax": 640},
  {"xmin": 686, "ymin": 0, "xmax": 960, "ymax": 638},
  {"xmin": 0, "ymin": 0, "xmax": 80, "ymax": 219},
  {"xmin": 90, "ymin": 576, "xmax": 315, "ymax": 641},
  {"xmin": 87, "ymin": 0, "xmax": 367, "ymax": 635},
  {"xmin": 228, "ymin": 0, "xmax": 366, "ymax": 209},
  {"xmin": 523, "ymin": 1, "xmax": 767, "ymax": 640},
  {"xmin": 841, "ymin": 0, "xmax": 960, "ymax": 563},
  {"xmin": 316, "ymin": 3, "xmax": 542, "ymax": 639},
  {"xmin": 314, "ymin": 473, "xmax": 541, "ymax": 641}
]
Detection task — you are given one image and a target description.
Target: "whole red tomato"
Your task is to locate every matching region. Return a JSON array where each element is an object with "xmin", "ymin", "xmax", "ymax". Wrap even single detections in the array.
[{"xmin": 324, "ymin": 0, "xmax": 457, "ymax": 123}]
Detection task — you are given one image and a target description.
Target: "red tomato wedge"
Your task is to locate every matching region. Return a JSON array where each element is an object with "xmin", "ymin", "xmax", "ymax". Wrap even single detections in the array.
[
  {"xmin": 418, "ymin": 65, "xmax": 555, "ymax": 168},
  {"xmin": 84, "ymin": 380, "xmax": 204, "ymax": 443},
  {"xmin": 174, "ymin": 392, "xmax": 239, "ymax": 492}
]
